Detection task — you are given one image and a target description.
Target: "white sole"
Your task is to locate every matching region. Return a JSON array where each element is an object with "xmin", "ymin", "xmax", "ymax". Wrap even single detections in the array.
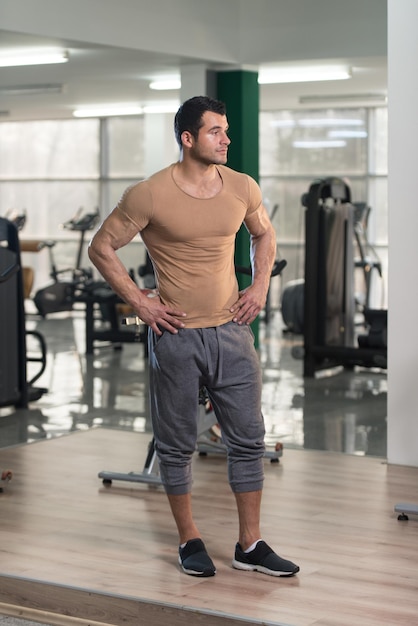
[{"xmin": 232, "ymin": 559, "xmax": 298, "ymax": 577}]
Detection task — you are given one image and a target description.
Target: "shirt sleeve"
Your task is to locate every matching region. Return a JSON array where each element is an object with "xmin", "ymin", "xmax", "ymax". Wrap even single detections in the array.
[
  {"xmin": 116, "ymin": 180, "xmax": 153, "ymax": 231},
  {"xmin": 245, "ymin": 174, "xmax": 263, "ymax": 218}
]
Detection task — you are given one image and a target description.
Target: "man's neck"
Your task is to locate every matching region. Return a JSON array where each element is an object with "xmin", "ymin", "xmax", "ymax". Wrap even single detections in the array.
[{"xmin": 173, "ymin": 162, "xmax": 222, "ymax": 199}]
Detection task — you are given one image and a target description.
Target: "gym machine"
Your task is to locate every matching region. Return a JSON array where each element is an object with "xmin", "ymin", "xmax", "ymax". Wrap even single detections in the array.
[
  {"xmin": 0, "ymin": 217, "xmax": 47, "ymax": 408},
  {"xmin": 302, "ymin": 177, "xmax": 387, "ymax": 377},
  {"xmin": 33, "ymin": 209, "xmax": 100, "ymax": 317},
  {"xmin": 395, "ymin": 503, "xmax": 418, "ymax": 521}
]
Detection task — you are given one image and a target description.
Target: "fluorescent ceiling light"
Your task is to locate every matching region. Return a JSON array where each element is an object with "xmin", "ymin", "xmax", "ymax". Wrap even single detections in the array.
[
  {"xmin": 73, "ymin": 103, "xmax": 180, "ymax": 118},
  {"xmin": 149, "ymin": 79, "xmax": 181, "ymax": 91},
  {"xmin": 73, "ymin": 105, "xmax": 143, "ymax": 118},
  {"xmin": 0, "ymin": 84, "xmax": 64, "ymax": 96},
  {"xmin": 299, "ymin": 93, "xmax": 387, "ymax": 105},
  {"xmin": 293, "ymin": 140, "xmax": 347, "ymax": 149},
  {"xmin": 258, "ymin": 66, "xmax": 351, "ymax": 84},
  {"xmin": 298, "ymin": 118, "xmax": 364, "ymax": 127},
  {"xmin": 328, "ymin": 130, "xmax": 368, "ymax": 138},
  {"xmin": 269, "ymin": 120, "xmax": 296, "ymax": 128},
  {"xmin": 0, "ymin": 49, "xmax": 69, "ymax": 67},
  {"xmin": 269, "ymin": 118, "xmax": 364, "ymax": 129}
]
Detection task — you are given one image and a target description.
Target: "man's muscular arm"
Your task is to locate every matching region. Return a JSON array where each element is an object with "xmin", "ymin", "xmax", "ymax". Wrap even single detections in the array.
[
  {"xmin": 88, "ymin": 209, "xmax": 186, "ymax": 335},
  {"xmin": 230, "ymin": 204, "xmax": 276, "ymax": 325}
]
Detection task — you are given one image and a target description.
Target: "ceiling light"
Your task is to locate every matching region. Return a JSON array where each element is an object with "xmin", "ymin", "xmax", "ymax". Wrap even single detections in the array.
[
  {"xmin": 328, "ymin": 130, "xmax": 368, "ymax": 138},
  {"xmin": 0, "ymin": 84, "xmax": 64, "ymax": 96},
  {"xmin": 0, "ymin": 49, "xmax": 69, "ymax": 68},
  {"xmin": 299, "ymin": 93, "xmax": 387, "ymax": 105},
  {"xmin": 149, "ymin": 79, "xmax": 181, "ymax": 91},
  {"xmin": 293, "ymin": 140, "xmax": 347, "ymax": 149},
  {"xmin": 258, "ymin": 66, "xmax": 351, "ymax": 84},
  {"xmin": 298, "ymin": 118, "xmax": 364, "ymax": 127},
  {"xmin": 269, "ymin": 120, "xmax": 296, "ymax": 128},
  {"xmin": 73, "ymin": 105, "xmax": 143, "ymax": 118}
]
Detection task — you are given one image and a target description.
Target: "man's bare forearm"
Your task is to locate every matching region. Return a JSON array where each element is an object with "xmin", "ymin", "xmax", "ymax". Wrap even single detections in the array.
[
  {"xmin": 88, "ymin": 241, "xmax": 148, "ymax": 311},
  {"xmin": 250, "ymin": 226, "xmax": 276, "ymax": 294}
]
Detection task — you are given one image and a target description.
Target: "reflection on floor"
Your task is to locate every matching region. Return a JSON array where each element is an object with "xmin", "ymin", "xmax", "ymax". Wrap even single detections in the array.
[{"xmin": 0, "ymin": 307, "xmax": 387, "ymax": 459}]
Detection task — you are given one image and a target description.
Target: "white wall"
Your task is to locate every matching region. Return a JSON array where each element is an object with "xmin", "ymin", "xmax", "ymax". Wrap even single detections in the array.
[{"xmin": 387, "ymin": 0, "xmax": 418, "ymax": 467}]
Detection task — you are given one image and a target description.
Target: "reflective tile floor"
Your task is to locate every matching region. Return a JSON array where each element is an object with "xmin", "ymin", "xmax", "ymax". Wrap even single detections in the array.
[{"xmin": 0, "ymin": 305, "xmax": 387, "ymax": 459}]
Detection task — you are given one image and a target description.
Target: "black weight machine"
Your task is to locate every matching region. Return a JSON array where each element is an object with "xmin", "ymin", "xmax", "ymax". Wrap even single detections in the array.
[
  {"xmin": 302, "ymin": 177, "xmax": 387, "ymax": 377},
  {"xmin": 73, "ymin": 275, "xmax": 147, "ymax": 355},
  {"xmin": 0, "ymin": 217, "xmax": 47, "ymax": 409}
]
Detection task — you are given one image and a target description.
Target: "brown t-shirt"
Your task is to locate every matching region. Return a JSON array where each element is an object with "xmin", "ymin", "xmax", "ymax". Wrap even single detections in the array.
[{"xmin": 117, "ymin": 163, "xmax": 263, "ymax": 328}]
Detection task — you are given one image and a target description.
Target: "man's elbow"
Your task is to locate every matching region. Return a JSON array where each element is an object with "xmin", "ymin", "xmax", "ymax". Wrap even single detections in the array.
[
  {"xmin": 87, "ymin": 239, "xmax": 95, "ymax": 262},
  {"xmin": 87, "ymin": 237, "xmax": 102, "ymax": 267}
]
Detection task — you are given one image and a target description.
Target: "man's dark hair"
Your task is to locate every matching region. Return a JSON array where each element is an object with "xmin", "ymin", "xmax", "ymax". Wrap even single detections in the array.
[{"xmin": 174, "ymin": 96, "xmax": 226, "ymax": 148}]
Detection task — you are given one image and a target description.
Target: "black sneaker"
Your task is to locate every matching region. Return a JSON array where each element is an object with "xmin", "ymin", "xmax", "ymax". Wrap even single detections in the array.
[
  {"xmin": 178, "ymin": 538, "xmax": 216, "ymax": 577},
  {"xmin": 232, "ymin": 540, "xmax": 299, "ymax": 577}
]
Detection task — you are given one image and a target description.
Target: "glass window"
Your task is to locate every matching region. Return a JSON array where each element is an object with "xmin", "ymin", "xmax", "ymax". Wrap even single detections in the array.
[
  {"xmin": 0, "ymin": 181, "xmax": 99, "ymax": 239},
  {"xmin": 261, "ymin": 176, "xmax": 368, "ymax": 241},
  {"xmin": 101, "ymin": 180, "xmax": 135, "ymax": 217},
  {"xmin": 0, "ymin": 106, "xmax": 388, "ymax": 296},
  {"xmin": 0, "ymin": 119, "xmax": 100, "ymax": 179},
  {"xmin": 107, "ymin": 116, "xmax": 145, "ymax": 178},
  {"xmin": 259, "ymin": 106, "xmax": 386, "ymax": 293},
  {"xmin": 262, "ymin": 177, "xmax": 312, "ymax": 242},
  {"xmin": 260, "ymin": 109, "xmax": 368, "ymax": 177}
]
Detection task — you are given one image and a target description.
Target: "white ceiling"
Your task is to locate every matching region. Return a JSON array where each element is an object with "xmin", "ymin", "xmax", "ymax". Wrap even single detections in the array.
[{"xmin": 0, "ymin": 2, "xmax": 388, "ymax": 122}]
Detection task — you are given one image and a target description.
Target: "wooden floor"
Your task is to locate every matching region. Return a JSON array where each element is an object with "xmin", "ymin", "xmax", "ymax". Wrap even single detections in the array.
[{"xmin": 0, "ymin": 429, "xmax": 417, "ymax": 626}]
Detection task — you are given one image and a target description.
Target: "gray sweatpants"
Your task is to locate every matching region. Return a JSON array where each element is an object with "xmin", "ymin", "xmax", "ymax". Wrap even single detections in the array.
[{"xmin": 148, "ymin": 322, "xmax": 265, "ymax": 495}]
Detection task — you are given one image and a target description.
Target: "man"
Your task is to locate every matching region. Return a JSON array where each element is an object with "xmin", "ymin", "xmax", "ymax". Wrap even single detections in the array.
[{"xmin": 88, "ymin": 96, "xmax": 299, "ymax": 578}]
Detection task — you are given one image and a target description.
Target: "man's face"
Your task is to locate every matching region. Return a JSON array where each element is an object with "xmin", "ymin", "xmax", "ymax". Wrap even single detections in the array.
[{"xmin": 189, "ymin": 111, "xmax": 231, "ymax": 165}]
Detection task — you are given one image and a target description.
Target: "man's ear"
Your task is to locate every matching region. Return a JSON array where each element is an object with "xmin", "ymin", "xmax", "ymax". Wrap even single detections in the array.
[{"xmin": 181, "ymin": 130, "xmax": 194, "ymax": 148}]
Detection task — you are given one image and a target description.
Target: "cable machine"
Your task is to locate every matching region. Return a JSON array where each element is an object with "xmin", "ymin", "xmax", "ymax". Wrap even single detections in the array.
[{"xmin": 302, "ymin": 177, "xmax": 387, "ymax": 377}]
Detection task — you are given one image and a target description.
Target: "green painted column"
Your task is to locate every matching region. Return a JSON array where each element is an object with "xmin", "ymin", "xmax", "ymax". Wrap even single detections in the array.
[{"xmin": 216, "ymin": 70, "xmax": 260, "ymax": 344}]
